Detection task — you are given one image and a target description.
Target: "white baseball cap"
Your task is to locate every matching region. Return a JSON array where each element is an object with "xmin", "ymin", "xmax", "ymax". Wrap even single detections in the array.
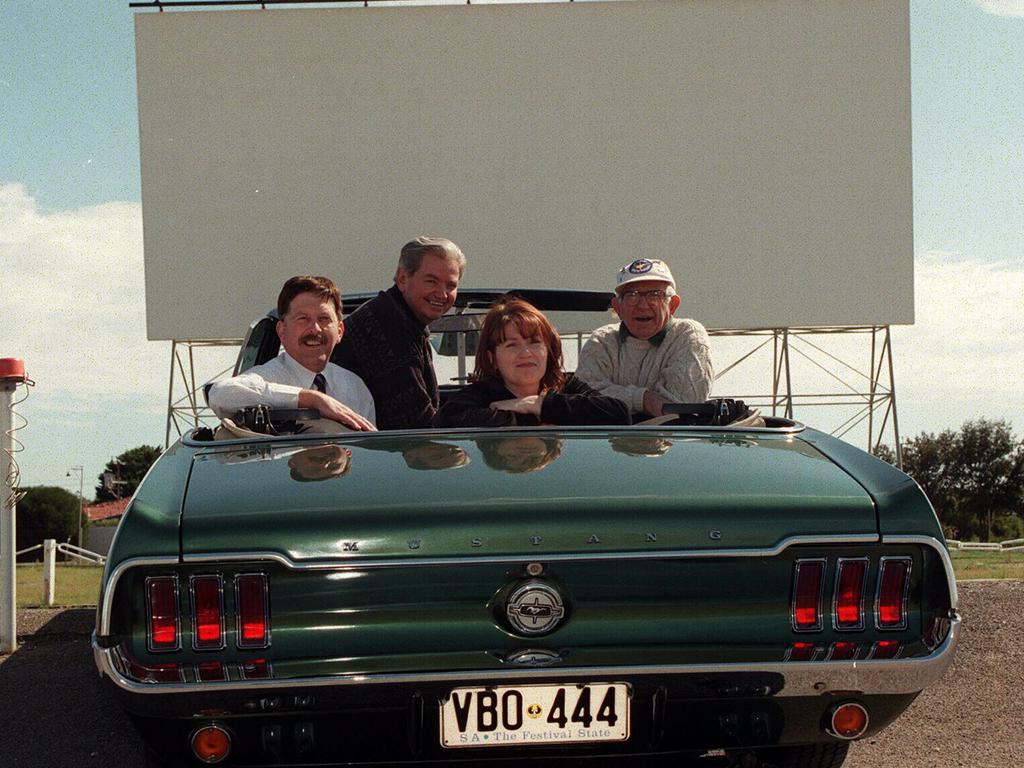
[{"xmin": 615, "ymin": 259, "xmax": 676, "ymax": 293}]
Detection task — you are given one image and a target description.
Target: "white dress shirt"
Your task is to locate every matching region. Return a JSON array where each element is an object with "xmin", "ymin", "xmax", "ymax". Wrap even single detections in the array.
[{"xmin": 208, "ymin": 351, "xmax": 376, "ymax": 423}]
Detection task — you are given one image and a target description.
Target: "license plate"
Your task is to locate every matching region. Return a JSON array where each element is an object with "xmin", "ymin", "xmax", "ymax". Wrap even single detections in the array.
[{"xmin": 440, "ymin": 682, "xmax": 630, "ymax": 748}]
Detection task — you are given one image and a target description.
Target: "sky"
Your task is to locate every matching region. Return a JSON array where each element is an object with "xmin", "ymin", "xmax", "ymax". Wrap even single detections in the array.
[{"xmin": 1, "ymin": 0, "xmax": 1023, "ymax": 500}]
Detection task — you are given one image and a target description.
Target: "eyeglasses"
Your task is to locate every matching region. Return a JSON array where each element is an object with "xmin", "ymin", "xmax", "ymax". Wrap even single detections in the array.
[{"xmin": 619, "ymin": 289, "xmax": 670, "ymax": 305}]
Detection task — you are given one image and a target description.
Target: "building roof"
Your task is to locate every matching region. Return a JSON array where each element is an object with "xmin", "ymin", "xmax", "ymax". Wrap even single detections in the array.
[{"xmin": 85, "ymin": 498, "xmax": 129, "ymax": 522}]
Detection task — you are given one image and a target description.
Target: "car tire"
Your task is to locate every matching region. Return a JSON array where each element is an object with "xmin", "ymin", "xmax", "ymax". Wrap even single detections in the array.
[
  {"xmin": 143, "ymin": 745, "xmax": 182, "ymax": 768},
  {"xmin": 751, "ymin": 742, "xmax": 850, "ymax": 768}
]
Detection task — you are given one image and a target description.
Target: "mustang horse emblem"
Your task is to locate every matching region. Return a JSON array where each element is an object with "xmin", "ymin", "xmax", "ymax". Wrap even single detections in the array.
[{"xmin": 505, "ymin": 581, "xmax": 566, "ymax": 635}]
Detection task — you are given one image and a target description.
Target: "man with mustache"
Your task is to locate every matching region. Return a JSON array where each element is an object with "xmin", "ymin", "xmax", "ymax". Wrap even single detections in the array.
[
  {"xmin": 209, "ymin": 276, "xmax": 376, "ymax": 431},
  {"xmin": 576, "ymin": 258, "xmax": 713, "ymax": 419},
  {"xmin": 332, "ymin": 236, "xmax": 465, "ymax": 430}
]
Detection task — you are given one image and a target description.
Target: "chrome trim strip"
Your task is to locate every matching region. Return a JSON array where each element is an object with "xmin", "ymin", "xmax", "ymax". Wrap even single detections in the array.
[
  {"xmin": 183, "ymin": 421, "xmax": 808, "ymax": 449},
  {"xmin": 180, "ymin": 534, "xmax": 880, "ymax": 570},
  {"xmin": 100, "ymin": 556, "xmax": 181, "ymax": 637},
  {"xmin": 833, "ymin": 557, "xmax": 869, "ymax": 632},
  {"xmin": 93, "ymin": 615, "xmax": 960, "ymax": 698},
  {"xmin": 880, "ymin": 535, "xmax": 958, "ymax": 610}
]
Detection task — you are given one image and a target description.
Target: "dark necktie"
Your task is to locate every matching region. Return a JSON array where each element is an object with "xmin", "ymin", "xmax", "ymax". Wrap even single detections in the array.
[{"xmin": 312, "ymin": 373, "xmax": 327, "ymax": 393}]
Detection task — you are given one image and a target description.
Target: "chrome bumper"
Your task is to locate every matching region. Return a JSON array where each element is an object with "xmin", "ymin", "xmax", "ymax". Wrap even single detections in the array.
[{"xmin": 94, "ymin": 612, "xmax": 959, "ymax": 698}]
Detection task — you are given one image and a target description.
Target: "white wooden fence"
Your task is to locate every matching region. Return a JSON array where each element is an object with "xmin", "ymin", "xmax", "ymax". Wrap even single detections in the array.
[
  {"xmin": 15, "ymin": 539, "xmax": 106, "ymax": 607},
  {"xmin": 946, "ymin": 538, "xmax": 1024, "ymax": 552}
]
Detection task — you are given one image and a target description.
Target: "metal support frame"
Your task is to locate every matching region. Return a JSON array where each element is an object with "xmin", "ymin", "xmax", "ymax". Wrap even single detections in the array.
[
  {"xmin": 164, "ymin": 326, "xmax": 902, "ymax": 466},
  {"xmin": 165, "ymin": 339, "xmax": 242, "ymax": 448},
  {"xmin": 711, "ymin": 325, "xmax": 901, "ymax": 466}
]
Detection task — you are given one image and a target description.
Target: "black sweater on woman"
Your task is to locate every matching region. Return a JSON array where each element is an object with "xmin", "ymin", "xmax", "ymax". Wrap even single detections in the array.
[{"xmin": 437, "ymin": 376, "xmax": 631, "ymax": 428}]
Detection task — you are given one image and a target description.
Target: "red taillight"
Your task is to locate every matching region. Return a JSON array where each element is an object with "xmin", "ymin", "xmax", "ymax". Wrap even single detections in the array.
[
  {"xmin": 871, "ymin": 639, "xmax": 901, "ymax": 659},
  {"xmin": 834, "ymin": 559, "xmax": 868, "ymax": 630},
  {"xmin": 128, "ymin": 659, "xmax": 183, "ymax": 683},
  {"xmin": 197, "ymin": 661, "xmax": 226, "ymax": 682},
  {"xmin": 792, "ymin": 560, "xmax": 825, "ymax": 631},
  {"xmin": 876, "ymin": 557, "xmax": 911, "ymax": 629},
  {"xmin": 240, "ymin": 658, "xmax": 271, "ymax": 679},
  {"xmin": 146, "ymin": 576, "xmax": 180, "ymax": 652},
  {"xmin": 236, "ymin": 574, "xmax": 269, "ymax": 648},
  {"xmin": 192, "ymin": 575, "xmax": 225, "ymax": 650},
  {"xmin": 786, "ymin": 642, "xmax": 817, "ymax": 661},
  {"xmin": 828, "ymin": 641, "xmax": 857, "ymax": 661}
]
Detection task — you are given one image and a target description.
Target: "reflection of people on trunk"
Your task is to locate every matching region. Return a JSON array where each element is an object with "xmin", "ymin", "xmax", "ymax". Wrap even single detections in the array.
[
  {"xmin": 477, "ymin": 436, "xmax": 563, "ymax": 474},
  {"xmin": 359, "ymin": 439, "xmax": 471, "ymax": 471},
  {"xmin": 288, "ymin": 445, "xmax": 352, "ymax": 482},
  {"xmin": 401, "ymin": 442, "xmax": 471, "ymax": 471},
  {"xmin": 608, "ymin": 436, "xmax": 673, "ymax": 458}
]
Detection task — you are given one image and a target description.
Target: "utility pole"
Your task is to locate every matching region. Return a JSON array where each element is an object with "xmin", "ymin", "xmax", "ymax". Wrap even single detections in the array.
[
  {"xmin": 1, "ymin": 358, "xmax": 31, "ymax": 654},
  {"xmin": 67, "ymin": 466, "xmax": 84, "ymax": 550}
]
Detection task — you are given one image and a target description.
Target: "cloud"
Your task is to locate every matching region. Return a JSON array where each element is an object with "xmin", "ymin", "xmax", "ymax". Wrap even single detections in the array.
[
  {"xmin": 891, "ymin": 250, "xmax": 1024, "ymax": 435},
  {"xmin": 970, "ymin": 0, "xmax": 1024, "ymax": 17},
  {"xmin": 0, "ymin": 182, "xmax": 240, "ymax": 491},
  {"xmin": 709, "ymin": 248, "xmax": 1024, "ymax": 442},
  {"xmin": 0, "ymin": 182, "xmax": 167, "ymax": 408}
]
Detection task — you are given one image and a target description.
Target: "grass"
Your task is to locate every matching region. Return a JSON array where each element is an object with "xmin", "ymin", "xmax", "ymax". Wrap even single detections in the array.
[
  {"xmin": 11, "ymin": 550, "xmax": 1023, "ymax": 608},
  {"xmin": 16, "ymin": 562, "xmax": 103, "ymax": 608},
  {"xmin": 948, "ymin": 548, "xmax": 1024, "ymax": 580}
]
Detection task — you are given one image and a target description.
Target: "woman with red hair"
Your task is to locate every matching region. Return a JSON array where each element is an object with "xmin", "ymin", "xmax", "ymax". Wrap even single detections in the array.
[{"xmin": 437, "ymin": 297, "xmax": 631, "ymax": 428}]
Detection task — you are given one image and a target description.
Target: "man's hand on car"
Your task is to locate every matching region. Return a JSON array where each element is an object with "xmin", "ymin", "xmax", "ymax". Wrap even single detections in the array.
[
  {"xmin": 643, "ymin": 390, "xmax": 671, "ymax": 418},
  {"xmin": 300, "ymin": 389, "xmax": 377, "ymax": 431}
]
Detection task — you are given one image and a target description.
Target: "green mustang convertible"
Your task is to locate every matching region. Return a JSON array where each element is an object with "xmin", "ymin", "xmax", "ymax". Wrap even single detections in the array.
[{"xmin": 94, "ymin": 291, "xmax": 958, "ymax": 767}]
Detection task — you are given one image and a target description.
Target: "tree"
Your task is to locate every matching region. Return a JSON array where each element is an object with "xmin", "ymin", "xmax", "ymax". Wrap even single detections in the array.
[
  {"xmin": 94, "ymin": 445, "xmax": 163, "ymax": 501},
  {"xmin": 16, "ymin": 486, "xmax": 81, "ymax": 561},
  {"xmin": 876, "ymin": 419, "xmax": 1024, "ymax": 541}
]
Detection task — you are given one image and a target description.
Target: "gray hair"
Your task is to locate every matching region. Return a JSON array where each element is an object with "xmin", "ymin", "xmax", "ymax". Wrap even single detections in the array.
[{"xmin": 398, "ymin": 236, "xmax": 467, "ymax": 278}]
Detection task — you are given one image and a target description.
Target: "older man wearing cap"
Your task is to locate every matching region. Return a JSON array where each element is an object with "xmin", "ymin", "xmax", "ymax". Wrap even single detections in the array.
[{"xmin": 576, "ymin": 258, "xmax": 714, "ymax": 418}]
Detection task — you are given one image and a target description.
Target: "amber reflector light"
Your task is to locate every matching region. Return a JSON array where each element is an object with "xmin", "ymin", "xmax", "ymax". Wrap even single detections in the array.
[
  {"xmin": 793, "ymin": 560, "xmax": 824, "ymax": 630},
  {"xmin": 877, "ymin": 559, "xmax": 910, "ymax": 628},
  {"xmin": 236, "ymin": 574, "xmax": 269, "ymax": 648},
  {"xmin": 147, "ymin": 577, "xmax": 179, "ymax": 651},
  {"xmin": 830, "ymin": 702, "xmax": 869, "ymax": 739},
  {"xmin": 192, "ymin": 576, "xmax": 224, "ymax": 649},
  {"xmin": 835, "ymin": 560, "xmax": 867, "ymax": 628},
  {"xmin": 191, "ymin": 724, "xmax": 231, "ymax": 764}
]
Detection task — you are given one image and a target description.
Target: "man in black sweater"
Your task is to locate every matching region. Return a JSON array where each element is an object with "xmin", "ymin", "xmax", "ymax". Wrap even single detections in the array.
[{"xmin": 333, "ymin": 236, "xmax": 466, "ymax": 430}]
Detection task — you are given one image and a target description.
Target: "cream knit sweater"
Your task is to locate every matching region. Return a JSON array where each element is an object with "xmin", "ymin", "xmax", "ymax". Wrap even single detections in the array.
[{"xmin": 576, "ymin": 318, "xmax": 714, "ymax": 414}]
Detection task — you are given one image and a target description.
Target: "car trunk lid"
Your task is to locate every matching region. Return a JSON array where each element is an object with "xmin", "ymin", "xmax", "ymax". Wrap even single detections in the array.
[{"xmin": 180, "ymin": 429, "xmax": 877, "ymax": 560}]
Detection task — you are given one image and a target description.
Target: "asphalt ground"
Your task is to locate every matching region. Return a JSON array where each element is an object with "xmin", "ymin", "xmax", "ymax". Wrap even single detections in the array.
[{"xmin": 0, "ymin": 580, "xmax": 1019, "ymax": 767}]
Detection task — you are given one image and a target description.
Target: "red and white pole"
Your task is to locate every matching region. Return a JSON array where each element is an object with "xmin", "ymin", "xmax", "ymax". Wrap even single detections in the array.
[{"xmin": 1, "ymin": 357, "xmax": 28, "ymax": 654}]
